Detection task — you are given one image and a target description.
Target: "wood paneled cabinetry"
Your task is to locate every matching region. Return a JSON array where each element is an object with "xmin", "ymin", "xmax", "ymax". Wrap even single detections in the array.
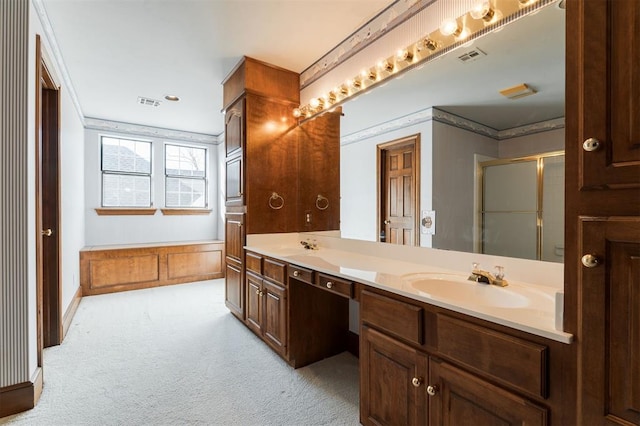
[
  {"xmin": 222, "ymin": 56, "xmax": 341, "ymax": 321},
  {"xmin": 567, "ymin": 0, "xmax": 640, "ymax": 424},
  {"xmin": 224, "ymin": 212, "xmax": 244, "ymax": 319},
  {"xmin": 245, "ymin": 253, "xmax": 287, "ymax": 356},
  {"xmin": 360, "ymin": 288, "xmax": 565, "ymax": 425}
]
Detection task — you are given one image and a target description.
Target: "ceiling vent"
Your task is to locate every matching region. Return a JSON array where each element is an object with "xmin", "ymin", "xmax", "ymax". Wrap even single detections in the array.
[
  {"xmin": 137, "ymin": 96, "xmax": 161, "ymax": 107},
  {"xmin": 457, "ymin": 48, "xmax": 487, "ymax": 63}
]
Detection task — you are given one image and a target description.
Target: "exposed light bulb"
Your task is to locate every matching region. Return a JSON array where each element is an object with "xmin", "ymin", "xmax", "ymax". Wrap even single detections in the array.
[
  {"xmin": 309, "ymin": 98, "xmax": 320, "ymax": 108},
  {"xmin": 423, "ymin": 38, "xmax": 438, "ymax": 51},
  {"xmin": 396, "ymin": 49, "xmax": 414, "ymax": 62},
  {"xmin": 470, "ymin": 1, "xmax": 493, "ymax": 20},
  {"xmin": 293, "ymin": 108, "xmax": 302, "ymax": 118},
  {"xmin": 439, "ymin": 18, "xmax": 461, "ymax": 37}
]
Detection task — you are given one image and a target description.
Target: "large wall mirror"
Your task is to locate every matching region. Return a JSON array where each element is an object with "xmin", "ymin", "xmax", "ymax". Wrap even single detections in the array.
[{"xmin": 337, "ymin": 2, "xmax": 565, "ymax": 263}]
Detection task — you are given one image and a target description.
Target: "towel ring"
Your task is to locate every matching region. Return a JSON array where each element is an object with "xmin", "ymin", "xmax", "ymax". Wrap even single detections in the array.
[
  {"xmin": 316, "ymin": 194, "xmax": 329, "ymax": 210},
  {"xmin": 268, "ymin": 192, "xmax": 284, "ymax": 210}
]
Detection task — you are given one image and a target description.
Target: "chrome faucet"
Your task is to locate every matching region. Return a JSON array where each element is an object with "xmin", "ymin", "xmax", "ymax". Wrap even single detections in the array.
[{"xmin": 468, "ymin": 263, "xmax": 508, "ymax": 287}]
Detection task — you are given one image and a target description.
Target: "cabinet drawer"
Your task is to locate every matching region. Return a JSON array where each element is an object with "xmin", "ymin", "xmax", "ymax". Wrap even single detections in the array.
[
  {"xmin": 436, "ymin": 315, "xmax": 548, "ymax": 399},
  {"xmin": 361, "ymin": 290, "xmax": 424, "ymax": 345},
  {"xmin": 245, "ymin": 251, "xmax": 262, "ymax": 275},
  {"xmin": 288, "ymin": 264, "xmax": 314, "ymax": 284},
  {"xmin": 263, "ymin": 257, "xmax": 286, "ymax": 285},
  {"xmin": 317, "ymin": 273, "xmax": 352, "ymax": 298}
]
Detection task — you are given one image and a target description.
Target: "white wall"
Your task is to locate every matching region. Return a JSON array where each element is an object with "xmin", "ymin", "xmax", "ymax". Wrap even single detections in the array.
[
  {"xmin": 341, "ymin": 119, "xmax": 433, "ymax": 247},
  {"xmin": 432, "ymin": 121, "xmax": 498, "ymax": 252},
  {"xmin": 217, "ymin": 139, "xmax": 226, "ymax": 240},
  {"xmin": 84, "ymin": 128, "xmax": 219, "ymax": 246}
]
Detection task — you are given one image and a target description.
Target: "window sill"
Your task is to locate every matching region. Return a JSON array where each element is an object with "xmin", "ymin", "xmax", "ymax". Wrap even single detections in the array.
[
  {"xmin": 161, "ymin": 208, "xmax": 212, "ymax": 216},
  {"xmin": 95, "ymin": 208, "xmax": 157, "ymax": 216}
]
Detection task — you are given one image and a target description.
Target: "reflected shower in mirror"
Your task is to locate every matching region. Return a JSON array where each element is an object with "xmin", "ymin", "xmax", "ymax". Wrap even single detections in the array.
[{"xmin": 338, "ymin": 1, "xmax": 566, "ymax": 262}]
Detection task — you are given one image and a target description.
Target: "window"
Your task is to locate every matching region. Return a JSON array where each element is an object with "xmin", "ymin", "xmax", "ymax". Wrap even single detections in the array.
[
  {"xmin": 164, "ymin": 144, "xmax": 207, "ymax": 208},
  {"xmin": 101, "ymin": 137, "xmax": 152, "ymax": 207}
]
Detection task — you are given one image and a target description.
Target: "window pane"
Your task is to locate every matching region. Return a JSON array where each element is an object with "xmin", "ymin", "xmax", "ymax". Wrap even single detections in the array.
[
  {"xmin": 165, "ymin": 144, "xmax": 206, "ymax": 178},
  {"xmin": 102, "ymin": 137, "xmax": 151, "ymax": 174},
  {"xmin": 165, "ymin": 177, "xmax": 205, "ymax": 208},
  {"xmin": 102, "ymin": 174, "xmax": 151, "ymax": 207}
]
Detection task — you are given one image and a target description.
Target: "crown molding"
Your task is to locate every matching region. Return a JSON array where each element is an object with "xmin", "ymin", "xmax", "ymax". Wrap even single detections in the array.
[
  {"xmin": 340, "ymin": 107, "xmax": 565, "ymax": 145},
  {"xmin": 32, "ymin": 0, "xmax": 85, "ymax": 125},
  {"xmin": 84, "ymin": 117, "xmax": 219, "ymax": 145}
]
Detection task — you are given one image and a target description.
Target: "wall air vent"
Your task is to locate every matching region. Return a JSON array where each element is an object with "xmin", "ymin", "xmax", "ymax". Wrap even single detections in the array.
[
  {"xmin": 137, "ymin": 96, "xmax": 161, "ymax": 107},
  {"xmin": 457, "ymin": 48, "xmax": 487, "ymax": 63}
]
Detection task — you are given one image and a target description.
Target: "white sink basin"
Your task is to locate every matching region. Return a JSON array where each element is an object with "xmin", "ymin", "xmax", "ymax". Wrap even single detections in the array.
[{"xmin": 402, "ymin": 273, "xmax": 550, "ymax": 309}]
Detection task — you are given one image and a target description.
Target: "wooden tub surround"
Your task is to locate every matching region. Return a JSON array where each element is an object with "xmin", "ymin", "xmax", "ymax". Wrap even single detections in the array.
[{"xmin": 80, "ymin": 241, "xmax": 225, "ymax": 296}]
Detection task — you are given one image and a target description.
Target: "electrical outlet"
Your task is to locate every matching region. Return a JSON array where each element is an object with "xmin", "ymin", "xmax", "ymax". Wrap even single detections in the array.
[
  {"xmin": 421, "ymin": 210, "xmax": 435, "ymax": 235},
  {"xmin": 305, "ymin": 211, "xmax": 312, "ymax": 224}
]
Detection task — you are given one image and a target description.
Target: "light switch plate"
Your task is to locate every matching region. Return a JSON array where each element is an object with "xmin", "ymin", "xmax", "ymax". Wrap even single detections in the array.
[{"xmin": 421, "ymin": 210, "xmax": 435, "ymax": 235}]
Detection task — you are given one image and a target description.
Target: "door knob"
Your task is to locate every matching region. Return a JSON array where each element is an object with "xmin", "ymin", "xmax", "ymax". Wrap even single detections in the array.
[
  {"xmin": 426, "ymin": 384, "xmax": 439, "ymax": 396},
  {"xmin": 582, "ymin": 137, "xmax": 601, "ymax": 152},
  {"xmin": 41, "ymin": 229, "xmax": 53, "ymax": 237},
  {"xmin": 384, "ymin": 220, "xmax": 391, "ymax": 225},
  {"xmin": 581, "ymin": 254, "xmax": 600, "ymax": 268}
]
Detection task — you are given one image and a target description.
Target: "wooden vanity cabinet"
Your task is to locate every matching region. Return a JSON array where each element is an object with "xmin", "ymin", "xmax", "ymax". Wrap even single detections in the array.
[
  {"xmin": 244, "ymin": 252, "xmax": 288, "ymax": 357},
  {"xmin": 359, "ymin": 287, "xmax": 567, "ymax": 425}
]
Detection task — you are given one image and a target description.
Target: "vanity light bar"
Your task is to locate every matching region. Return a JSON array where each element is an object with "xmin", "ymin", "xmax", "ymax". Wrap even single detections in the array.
[{"xmin": 294, "ymin": 0, "xmax": 550, "ymax": 122}]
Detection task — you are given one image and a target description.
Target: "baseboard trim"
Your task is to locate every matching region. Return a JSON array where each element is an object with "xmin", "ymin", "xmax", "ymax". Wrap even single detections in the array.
[
  {"xmin": 347, "ymin": 331, "xmax": 359, "ymax": 358},
  {"xmin": 0, "ymin": 367, "xmax": 43, "ymax": 418},
  {"xmin": 62, "ymin": 285, "xmax": 82, "ymax": 340}
]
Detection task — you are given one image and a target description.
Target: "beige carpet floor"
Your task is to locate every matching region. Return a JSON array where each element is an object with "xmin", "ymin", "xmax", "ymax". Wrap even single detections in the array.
[{"xmin": 1, "ymin": 279, "xmax": 359, "ymax": 426}]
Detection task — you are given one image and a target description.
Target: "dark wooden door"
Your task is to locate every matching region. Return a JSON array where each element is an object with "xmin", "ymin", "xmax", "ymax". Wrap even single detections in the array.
[
  {"xmin": 360, "ymin": 326, "xmax": 427, "ymax": 426},
  {"xmin": 428, "ymin": 358, "xmax": 548, "ymax": 425},
  {"xmin": 379, "ymin": 137, "xmax": 418, "ymax": 246},
  {"xmin": 262, "ymin": 279, "xmax": 287, "ymax": 355},
  {"xmin": 577, "ymin": 217, "xmax": 640, "ymax": 424},
  {"xmin": 36, "ymin": 36, "xmax": 62, "ymax": 350},
  {"xmin": 245, "ymin": 272, "xmax": 262, "ymax": 335}
]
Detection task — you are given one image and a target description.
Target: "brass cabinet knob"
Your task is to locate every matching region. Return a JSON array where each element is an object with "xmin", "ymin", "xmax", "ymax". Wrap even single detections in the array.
[
  {"xmin": 293, "ymin": 270, "xmax": 299, "ymax": 277},
  {"xmin": 411, "ymin": 377, "xmax": 423, "ymax": 387},
  {"xmin": 41, "ymin": 229, "xmax": 53, "ymax": 237},
  {"xmin": 581, "ymin": 254, "xmax": 600, "ymax": 268},
  {"xmin": 326, "ymin": 281, "xmax": 333, "ymax": 289},
  {"xmin": 583, "ymin": 137, "xmax": 601, "ymax": 152},
  {"xmin": 426, "ymin": 384, "xmax": 439, "ymax": 396}
]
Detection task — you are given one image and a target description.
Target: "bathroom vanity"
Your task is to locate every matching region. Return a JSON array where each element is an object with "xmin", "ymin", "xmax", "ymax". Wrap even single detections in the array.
[{"xmin": 243, "ymin": 233, "xmax": 574, "ymax": 425}]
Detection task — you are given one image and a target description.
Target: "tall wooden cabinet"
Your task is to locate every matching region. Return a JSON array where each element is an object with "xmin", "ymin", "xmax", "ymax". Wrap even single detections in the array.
[
  {"xmin": 566, "ymin": 0, "xmax": 640, "ymax": 424},
  {"xmin": 222, "ymin": 56, "xmax": 340, "ymax": 322}
]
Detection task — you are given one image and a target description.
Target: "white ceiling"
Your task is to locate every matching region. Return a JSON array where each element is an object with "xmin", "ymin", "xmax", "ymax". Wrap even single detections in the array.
[
  {"xmin": 39, "ymin": 0, "xmax": 565, "ymax": 139},
  {"xmin": 39, "ymin": 0, "xmax": 392, "ymax": 136}
]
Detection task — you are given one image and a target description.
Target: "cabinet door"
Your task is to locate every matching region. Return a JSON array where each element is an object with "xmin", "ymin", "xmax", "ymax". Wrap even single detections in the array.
[
  {"xmin": 578, "ymin": 217, "xmax": 640, "ymax": 425},
  {"xmin": 360, "ymin": 326, "xmax": 427, "ymax": 426},
  {"xmin": 225, "ymin": 98, "xmax": 244, "ymax": 157},
  {"xmin": 224, "ymin": 260, "xmax": 243, "ymax": 320},
  {"xmin": 245, "ymin": 272, "xmax": 262, "ymax": 335},
  {"xmin": 224, "ymin": 213, "xmax": 244, "ymax": 263},
  {"xmin": 262, "ymin": 279, "xmax": 287, "ymax": 355},
  {"xmin": 572, "ymin": 0, "xmax": 640, "ymax": 191},
  {"xmin": 225, "ymin": 155, "xmax": 243, "ymax": 206},
  {"xmin": 428, "ymin": 358, "xmax": 548, "ymax": 426}
]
